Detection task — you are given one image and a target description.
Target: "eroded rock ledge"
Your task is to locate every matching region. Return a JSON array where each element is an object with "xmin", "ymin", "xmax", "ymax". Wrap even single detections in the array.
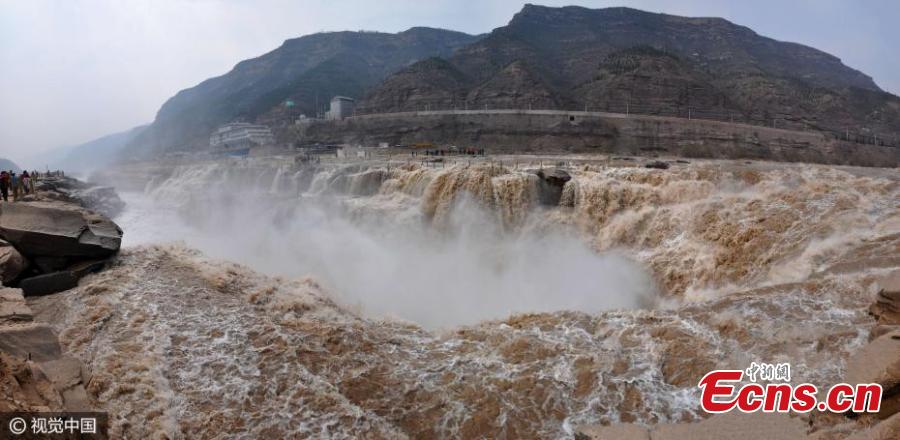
[{"xmin": 0, "ymin": 177, "xmax": 123, "ymax": 413}]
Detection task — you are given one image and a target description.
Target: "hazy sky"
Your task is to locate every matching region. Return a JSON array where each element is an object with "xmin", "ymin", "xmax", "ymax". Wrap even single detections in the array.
[{"xmin": 1, "ymin": 0, "xmax": 897, "ymax": 161}]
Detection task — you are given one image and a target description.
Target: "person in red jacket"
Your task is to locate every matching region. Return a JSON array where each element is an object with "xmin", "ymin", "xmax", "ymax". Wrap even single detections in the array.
[{"xmin": 0, "ymin": 171, "xmax": 9, "ymax": 202}]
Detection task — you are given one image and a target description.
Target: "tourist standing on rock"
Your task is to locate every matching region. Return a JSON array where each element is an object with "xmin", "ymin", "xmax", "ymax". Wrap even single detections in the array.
[
  {"xmin": 0, "ymin": 170, "xmax": 9, "ymax": 202},
  {"xmin": 10, "ymin": 172, "xmax": 19, "ymax": 201},
  {"xmin": 21, "ymin": 171, "xmax": 30, "ymax": 194}
]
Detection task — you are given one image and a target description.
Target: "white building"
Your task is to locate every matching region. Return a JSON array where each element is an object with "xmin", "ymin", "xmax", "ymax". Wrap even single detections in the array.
[
  {"xmin": 209, "ymin": 122, "xmax": 275, "ymax": 150},
  {"xmin": 326, "ymin": 96, "xmax": 355, "ymax": 120}
]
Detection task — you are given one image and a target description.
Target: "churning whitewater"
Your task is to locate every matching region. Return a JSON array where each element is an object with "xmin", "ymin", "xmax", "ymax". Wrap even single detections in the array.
[{"xmin": 30, "ymin": 156, "xmax": 900, "ymax": 438}]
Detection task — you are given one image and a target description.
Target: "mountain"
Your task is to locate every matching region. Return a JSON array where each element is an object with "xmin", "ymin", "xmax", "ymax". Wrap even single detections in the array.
[
  {"xmin": 360, "ymin": 5, "xmax": 900, "ymax": 137},
  {"xmin": 126, "ymin": 5, "xmax": 899, "ymax": 155},
  {"xmin": 355, "ymin": 57, "xmax": 473, "ymax": 113},
  {"xmin": 127, "ymin": 27, "xmax": 479, "ymax": 154},
  {"xmin": 0, "ymin": 158, "xmax": 21, "ymax": 173},
  {"xmin": 28, "ymin": 125, "xmax": 146, "ymax": 175}
]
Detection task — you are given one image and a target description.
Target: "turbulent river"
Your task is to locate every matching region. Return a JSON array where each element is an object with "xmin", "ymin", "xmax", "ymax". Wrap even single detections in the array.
[{"xmin": 29, "ymin": 155, "xmax": 900, "ymax": 438}]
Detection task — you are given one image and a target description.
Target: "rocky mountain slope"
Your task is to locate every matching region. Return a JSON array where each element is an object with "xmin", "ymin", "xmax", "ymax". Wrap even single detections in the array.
[
  {"xmin": 125, "ymin": 4, "xmax": 899, "ymax": 155},
  {"xmin": 360, "ymin": 5, "xmax": 900, "ymax": 139},
  {"xmin": 126, "ymin": 27, "xmax": 478, "ymax": 154}
]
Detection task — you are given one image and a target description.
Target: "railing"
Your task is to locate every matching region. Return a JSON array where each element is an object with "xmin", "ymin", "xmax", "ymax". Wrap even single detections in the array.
[{"xmin": 348, "ymin": 102, "xmax": 900, "ymax": 149}]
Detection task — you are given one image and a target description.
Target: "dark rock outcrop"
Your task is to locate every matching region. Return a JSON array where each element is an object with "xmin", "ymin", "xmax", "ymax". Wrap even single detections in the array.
[
  {"xmin": 0, "ymin": 201, "xmax": 122, "ymax": 259},
  {"xmin": 18, "ymin": 259, "xmax": 108, "ymax": 297},
  {"xmin": 534, "ymin": 168, "xmax": 571, "ymax": 206},
  {"xmin": 18, "ymin": 271, "xmax": 80, "ymax": 297}
]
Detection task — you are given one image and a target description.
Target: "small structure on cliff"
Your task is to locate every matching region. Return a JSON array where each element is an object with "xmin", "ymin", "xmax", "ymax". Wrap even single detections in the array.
[{"xmin": 326, "ymin": 96, "xmax": 355, "ymax": 120}]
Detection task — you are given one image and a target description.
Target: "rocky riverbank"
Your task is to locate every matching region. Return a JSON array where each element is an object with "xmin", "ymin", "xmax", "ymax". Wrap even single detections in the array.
[{"xmin": 0, "ymin": 176, "xmax": 123, "ymax": 413}]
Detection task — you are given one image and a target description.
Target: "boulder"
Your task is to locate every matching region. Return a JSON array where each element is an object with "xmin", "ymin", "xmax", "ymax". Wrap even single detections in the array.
[
  {"xmin": 38, "ymin": 356, "xmax": 92, "ymax": 411},
  {"xmin": 0, "ymin": 323, "xmax": 62, "ymax": 362},
  {"xmin": 0, "ymin": 201, "xmax": 122, "ymax": 259},
  {"xmin": 18, "ymin": 260, "xmax": 107, "ymax": 296},
  {"xmin": 0, "ymin": 287, "xmax": 32, "ymax": 324},
  {"xmin": 0, "ymin": 238, "xmax": 26, "ymax": 283},
  {"xmin": 871, "ymin": 270, "xmax": 900, "ymax": 325},
  {"xmin": 534, "ymin": 168, "xmax": 572, "ymax": 206},
  {"xmin": 18, "ymin": 271, "xmax": 79, "ymax": 296},
  {"xmin": 845, "ymin": 329, "xmax": 900, "ymax": 420},
  {"xmin": 537, "ymin": 168, "xmax": 571, "ymax": 187}
]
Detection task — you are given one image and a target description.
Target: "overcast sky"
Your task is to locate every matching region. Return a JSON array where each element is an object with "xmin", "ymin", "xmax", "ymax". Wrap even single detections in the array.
[{"xmin": 1, "ymin": 0, "xmax": 897, "ymax": 161}]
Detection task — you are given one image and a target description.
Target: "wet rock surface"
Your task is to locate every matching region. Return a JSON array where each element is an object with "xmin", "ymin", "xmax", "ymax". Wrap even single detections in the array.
[{"xmin": 534, "ymin": 168, "xmax": 571, "ymax": 205}]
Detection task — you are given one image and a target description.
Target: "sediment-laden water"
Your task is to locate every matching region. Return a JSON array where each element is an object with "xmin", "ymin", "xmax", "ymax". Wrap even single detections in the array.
[{"xmin": 29, "ymin": 156, "xmax": 899, "ymax": 438}]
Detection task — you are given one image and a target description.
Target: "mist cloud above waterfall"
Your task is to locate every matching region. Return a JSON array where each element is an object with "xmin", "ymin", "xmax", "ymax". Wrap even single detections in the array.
[{"xmin": 114, "ymin": 162, "xmax": 656, "ymax": 328}]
